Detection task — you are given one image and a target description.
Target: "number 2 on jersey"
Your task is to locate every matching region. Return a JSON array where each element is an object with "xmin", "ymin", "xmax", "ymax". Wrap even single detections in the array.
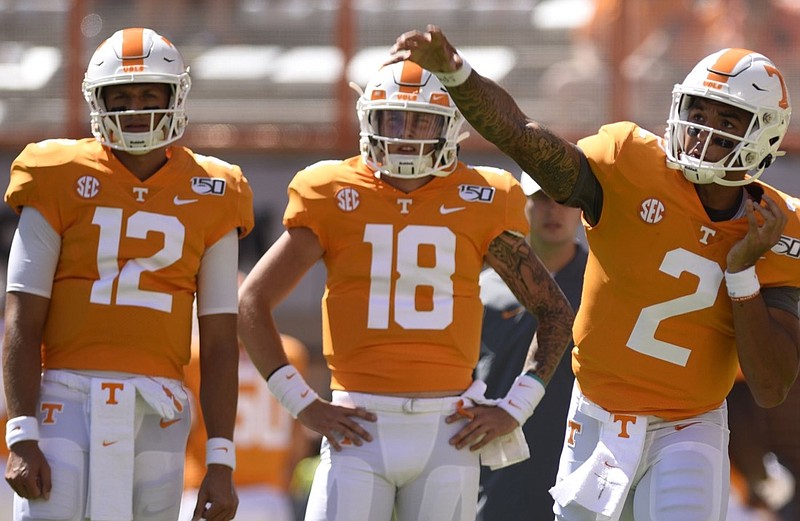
[{"xmin": 627, "ymin": 248, "xmax": 723, "ymax": 366}]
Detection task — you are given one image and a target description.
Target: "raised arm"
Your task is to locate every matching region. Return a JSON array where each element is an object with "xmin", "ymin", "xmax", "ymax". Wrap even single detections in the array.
[
  {"xmin": 727, "ymin": 196, "xmax": 800, "ymax": 407},
  {"xmin": 389, "ymin": 25, "xmax": 582, "ymax": 202}
]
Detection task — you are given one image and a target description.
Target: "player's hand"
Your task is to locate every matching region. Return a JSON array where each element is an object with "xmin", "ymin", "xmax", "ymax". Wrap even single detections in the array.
[
  {"xmin": 5, "ymin": 440, "xmax": 51, "ymax": 500},
  {"xmin": 386, "ymin": 24, "xmax": 462, "ymax": 73},
  {"xmin": 192, "ymin": 464, "xmax": 237, "ymax": 521},
  {"xmin": 727, "ymin": 195, "xmax": 787, "ymax": 271},
  {"xmin": 297, "ymin": 399, "xmax": 376, "ymax": 451},
  {"xmin": 445, "ymin": 403, "xmax": 519, "ymax": 451}
]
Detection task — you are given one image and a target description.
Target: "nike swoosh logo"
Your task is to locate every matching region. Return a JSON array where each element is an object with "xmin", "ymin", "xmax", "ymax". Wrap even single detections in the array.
[
  {"xmin": 159, "ymin": 418, "xmax": 181, "ymax": 429},
  {"xmin": 173, "ymin": 196, "xmax": 198, "ymax": 206},
  {"xmin": 300, "ymin": 390, "xmax": 309, "ymax": 398},
  {"xmin": 674, "ymin": 421, "xmax": 701, "ymax": 431},
  {"xmin": 285, "ymin": 373, "xmax": 297, "ymax": 380},
  {"xmin": 102, "ymin": 440, "xmax": 118, "ymax": 447},
  {"xmin": 500, "ymin": 306, "xmax": 525, "ymax": 320},
  {"xmin": 603, "ymin": 461, "xmax": 618, "ymax": 468},
  {"xmin": 439, "ymin": 205, "xmax": 466, "ymax": 215}
]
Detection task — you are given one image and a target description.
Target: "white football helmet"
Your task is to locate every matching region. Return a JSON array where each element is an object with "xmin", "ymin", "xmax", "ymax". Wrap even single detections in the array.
[
  {"xmin": 665, "ymin": 48, "xmax": 791, "ymax": 186},
  {"xmin": 82, "ymin": 27, "xmax": 191, "ymax": 154},
  {"xmin": 356, "ymin": 61, "xmax": 466, "ymax": 178}
]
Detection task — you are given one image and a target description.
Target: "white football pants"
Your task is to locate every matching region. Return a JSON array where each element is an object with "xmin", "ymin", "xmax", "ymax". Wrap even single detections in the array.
[
  {"xmin": 13, "ymin": 370, "xmax": 191, "ymax": 521},
  {"xmin": 303, "ymin": 391, "xmax": 480, "ymax": 521},
  {"xmin": 554, "ymin": 384, "xmax": 729, "ymax": 521}
]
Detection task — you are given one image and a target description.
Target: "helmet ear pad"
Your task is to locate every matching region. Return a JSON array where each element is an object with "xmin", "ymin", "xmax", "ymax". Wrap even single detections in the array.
[
  {"xmin": 664, "ymin": 48, "xmax": 791, "ymax": 187},
  {"xmin": 82, "ymin": 27, "xmax": 192, "ymax": 153},
  {"xmin": 357, "ymin": 60, "xmax": 465, "ymax": 179}
]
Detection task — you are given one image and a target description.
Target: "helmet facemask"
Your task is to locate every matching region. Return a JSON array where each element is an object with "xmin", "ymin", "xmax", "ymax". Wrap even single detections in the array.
[
  {"xmin": 82, "ymin": 28, "xmax": 192, "ymax": 154},
  {"xmin": 362, "ymin": 108, "xmax": 460, "ymax": 178},
  {"xmin": 667, "ymin": 94, "xmax": 763, "ymax": 186},
  {"xmin": 356, "ymin": 61, "xmax": 466, "ymax": 179},
  {"xmin": 665, "ymin": 48, "xmax": 791, "ymax": 187}
]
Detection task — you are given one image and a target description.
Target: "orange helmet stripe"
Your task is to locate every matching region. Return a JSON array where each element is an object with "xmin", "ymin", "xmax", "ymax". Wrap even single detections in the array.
[
  {"xmin": 121, "ymin": 27, "xmax": 145, "ymax": 67},
  {"xmin": 706, "ymin": 48, "xmax": 752, "ymax": 83},
  {"xmin": 398, "ymin": 61, "xmax": 424, "ymax": 94}
]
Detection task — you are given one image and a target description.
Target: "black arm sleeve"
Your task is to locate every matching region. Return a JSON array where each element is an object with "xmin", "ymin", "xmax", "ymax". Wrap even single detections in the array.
[
  {"xmin": 763, "ymin": 286, "xmax": 800, "ymax": 318},
  {"xmin": 562, "ymin": 149, "xmax": 603, "ymax": 227}
]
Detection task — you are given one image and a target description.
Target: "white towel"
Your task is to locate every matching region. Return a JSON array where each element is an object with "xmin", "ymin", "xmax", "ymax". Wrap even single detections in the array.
[
  {"xmin": 549, "ymin": 395, "xmax": 648, "ymax": 521},
  {"xmin": 460, "ymin": 381, "xmax": 531, "ymax": 470},
  {"xmin": 88, "ymin": 378, "xmax": 136, "ymax": 521},
  {"xmin": 132, "ymin": 376, "xmax": 188, "ymax": 419}
]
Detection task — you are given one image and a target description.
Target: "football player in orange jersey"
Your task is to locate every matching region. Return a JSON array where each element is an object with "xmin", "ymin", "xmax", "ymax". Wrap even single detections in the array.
[
  {"xmin": 238, "ymin": 60, "xmax": 574, "ymax": 521},
  {"xmin": 2, "ymin": 28, "xmax": 253, "ymax": 521},
  {"xmin": 389, "ymin": 26, "xmax": 800, "ymax": 521},
  {"xmin": 180, "ymin": 333, "xmax": 315, "ymax": 521}
]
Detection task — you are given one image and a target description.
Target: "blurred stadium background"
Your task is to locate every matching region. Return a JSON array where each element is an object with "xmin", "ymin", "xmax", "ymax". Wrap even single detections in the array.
[{"xmin": 0, "ymin": 0, "xmax": 799, "ymax": 354}]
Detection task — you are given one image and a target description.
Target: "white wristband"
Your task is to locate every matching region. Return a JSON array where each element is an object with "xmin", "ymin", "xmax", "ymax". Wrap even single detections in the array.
[
  {"xmin": 725, "ymin": 266, "xmax": 760, "ymax": 301},
  {"xmin": 206, "ymin": 437, "xmax": 236, "ymax": 470},
  {"xmin": 6, "ymin": 416, "xmax": 40, "ymax": 449},
  {"xmin": 267, "ymin": 364, "xmax": 319, "ymax": 418},
  {"xmin": 433, "ymin": 53, "xmax": 472, "ymax": 87},
  {"xmin": 498, "ymin": 374, "xmax": 545, "ymax": 426}
]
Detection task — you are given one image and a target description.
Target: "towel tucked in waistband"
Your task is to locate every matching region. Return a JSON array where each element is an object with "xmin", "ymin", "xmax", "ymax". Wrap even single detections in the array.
[
  {"xmin": 88, "ymin": 377, "xmax": 135, "ymax": 521},
  {"xmin": 460, "ymin": 380, "xmax": 530, "ymax": 471},
  {"xmin": 43, "ymin": 370, "xmax": 188, "ymax": 521},
  {"xmin": 549, "ymin": 393, "xmax": 648, "ymax": 521},
  {"xmin": 332, "ymin": 382, "xmax": 531, "ymax": 471}
]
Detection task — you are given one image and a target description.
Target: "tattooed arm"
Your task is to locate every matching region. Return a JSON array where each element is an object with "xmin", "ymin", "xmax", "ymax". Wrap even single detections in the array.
[
  {"xmin": 485, "ymin": 231, "xmax": 574, "ymax": 385},
  {"xmin": 389, "ymin": 25, "xmax": 582, "ymax": 202},
  {"xmin": 445, "ymin": 230, "xmax": 574, "ymax": 452}
]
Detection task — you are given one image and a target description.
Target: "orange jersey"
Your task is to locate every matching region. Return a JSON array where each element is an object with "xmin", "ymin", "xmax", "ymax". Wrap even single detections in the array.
[
  {"xmin": 284, "ymin": 156, "xmax": 528, "ymax": 393},
  {"xmin": 5, "ymin": 139, "xmax": 254, "ymax": 380},
  {"xmin": 574, "ymin": 122, "xmax": 800, "ymax": 420},
  {"xmin": 183, "ymin": 335, "xmax": 310, "ymax": 489}
]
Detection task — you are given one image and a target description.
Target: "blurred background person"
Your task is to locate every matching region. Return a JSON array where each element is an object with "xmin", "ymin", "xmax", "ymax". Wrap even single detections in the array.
[
  {"xmin": 476, "ymin": 172, "xmax": 587, "ymax": 521},
  {"xmin": 539, "ymin": 0, "xmax": 748, "ymax": 131},
  {"xmin": 728, "ymin": 372, "xmax": 798, "ymax": 521},
  {"xmin": 181, "ymin": 312, "xmax": 318, "ymax": 521}
]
